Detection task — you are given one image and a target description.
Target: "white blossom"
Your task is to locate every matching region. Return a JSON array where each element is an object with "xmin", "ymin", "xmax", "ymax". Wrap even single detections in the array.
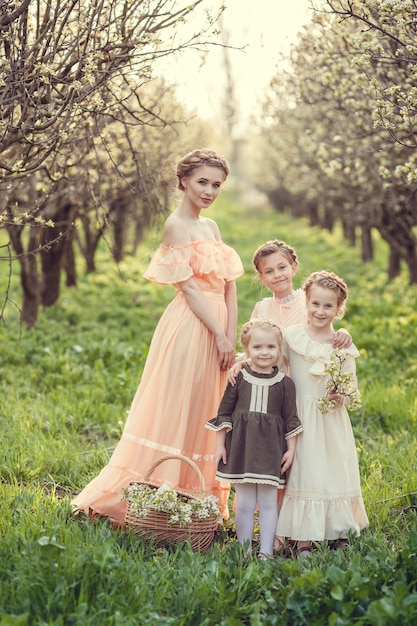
[
  {"xmin": 122, "ymin": 483, "xmax": 220, "ymax": 527},
  {"xmin": 317, "ymin": 349, "xmax": 361, "ymax": 415}
]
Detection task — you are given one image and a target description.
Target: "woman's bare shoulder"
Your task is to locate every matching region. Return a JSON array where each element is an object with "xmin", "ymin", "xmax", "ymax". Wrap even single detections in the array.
[
  {"xmin": 162, "ymin": 213, "xmax": 190, "ymax": 245},
  {"xmin": 204, "ymin": 217, "xmax": 221, "ymax": 241}
]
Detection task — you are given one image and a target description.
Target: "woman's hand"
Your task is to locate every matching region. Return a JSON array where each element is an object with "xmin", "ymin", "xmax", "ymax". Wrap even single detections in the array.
[{"xmin": 216, "ymin": 334, "xmax": 235, "ymax": 371}]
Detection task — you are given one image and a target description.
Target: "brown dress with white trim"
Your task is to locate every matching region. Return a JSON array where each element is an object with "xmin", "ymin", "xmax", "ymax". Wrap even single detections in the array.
[{"xmin": 206, "ymin": 365, "xmax": 303, "ymax": 488}]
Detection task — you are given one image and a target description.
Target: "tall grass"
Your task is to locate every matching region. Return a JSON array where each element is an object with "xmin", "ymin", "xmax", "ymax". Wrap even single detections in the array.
[{"xmin": 1, "ymin": 191, "xmax": 416, "ymax": 624}]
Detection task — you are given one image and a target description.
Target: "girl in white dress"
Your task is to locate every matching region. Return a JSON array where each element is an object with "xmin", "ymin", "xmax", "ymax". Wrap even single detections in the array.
[{"xmin": 276, "ymin": 271, "xmax": 369, "ymax": 556}]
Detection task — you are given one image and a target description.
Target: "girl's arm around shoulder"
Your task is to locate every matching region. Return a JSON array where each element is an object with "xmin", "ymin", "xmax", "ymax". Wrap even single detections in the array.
[
  {"xmin": 227, "ymin": 357, "xmax": 247, "ymax": 386},
  {"xmin": 333, "ymin": 328, "xmax": 352, "ymax": 349}
]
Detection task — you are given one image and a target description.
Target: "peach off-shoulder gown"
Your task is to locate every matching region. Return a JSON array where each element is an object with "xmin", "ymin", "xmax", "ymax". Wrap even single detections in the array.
[{"xmin": 72, "ymin": 240, "xmax": 244, "ymax": 525}]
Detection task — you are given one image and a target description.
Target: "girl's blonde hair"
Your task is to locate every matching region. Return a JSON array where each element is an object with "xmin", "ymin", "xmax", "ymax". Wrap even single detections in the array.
[
  {"xmin": 240, "ymin": 318, "xmax": 286, "ymax": 368},
  {"xmin": 252, "ymin": 239, "xmax": 299, "ymax": 273},
  {"xmin": 303, "ymin": 270, "xmax": 348, "ymax": 319},
  {"xmin": 176, "ymin": 148, "xmax": 230, "ymax": 191}
]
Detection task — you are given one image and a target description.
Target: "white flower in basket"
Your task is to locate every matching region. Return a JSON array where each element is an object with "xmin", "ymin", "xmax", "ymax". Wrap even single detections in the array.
[
  {"xmin": 122, "ymin": 454, "xmax": 221, "ymax": 552},
  {"xmin": 317, "ymin": 348, "xmax": 361, "ymax": 415},
  {"xmin": 122, "ymin": 482, "xmax": 220, "ymax": 527}
]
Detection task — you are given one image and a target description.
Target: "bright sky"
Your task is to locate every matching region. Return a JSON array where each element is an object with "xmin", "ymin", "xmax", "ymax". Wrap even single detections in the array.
[{"xmin": 156, "ymin": 0, "xmax": 313, "ymax": 134}]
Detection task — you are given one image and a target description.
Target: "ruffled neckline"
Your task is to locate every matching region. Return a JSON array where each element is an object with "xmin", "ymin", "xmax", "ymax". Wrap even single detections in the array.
[
  {"xmin": 143, "ymin": 238, "xmax": 244, "ymax": 285},
  {"xmin": 275, "ymin": 288, "xmax": 303, "ymax": 304},
  {"xmin": 160, "ymin": 239, "xmax": 225, "ymax": 250},
  {"xmin": 285, "ymin": 324, "xmax": 359, "ymax": 376}
]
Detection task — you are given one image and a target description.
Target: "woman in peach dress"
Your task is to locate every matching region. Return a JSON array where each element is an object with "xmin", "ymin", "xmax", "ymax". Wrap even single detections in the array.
[{"xmin": 72, "ymin": 149, "xmax": 244, "ymax": 525}]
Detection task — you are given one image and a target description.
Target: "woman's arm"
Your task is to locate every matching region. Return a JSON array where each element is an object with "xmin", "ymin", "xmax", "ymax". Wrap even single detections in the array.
[
  {"xmin": 179, "ymin": 278, "xmax": 235, "ymax": 370},
  {"xmin": 162, "ymin": 216, "xmax": 235, "ymax": 370},
  {"xmin": 224, "ymin": 279, "xmax": 238, "ymax": 347}
]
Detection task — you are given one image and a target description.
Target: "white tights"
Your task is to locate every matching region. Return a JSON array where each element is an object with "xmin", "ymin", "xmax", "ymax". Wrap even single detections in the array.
[{"xmin": 234, "ymin": 483, "xmax": 278, "ymax": 557}]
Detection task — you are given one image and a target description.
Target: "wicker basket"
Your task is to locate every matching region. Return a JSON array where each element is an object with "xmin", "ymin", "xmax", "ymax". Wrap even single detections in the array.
[{"xmin": 124, "ymin": 454, "xmax": 218, "ymax": 552}]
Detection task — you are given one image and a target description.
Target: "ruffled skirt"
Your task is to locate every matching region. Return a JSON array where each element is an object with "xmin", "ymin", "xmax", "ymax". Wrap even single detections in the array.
[{"xmin": 276, "ymin": 397, "xmax": 369, "ymax": 540}]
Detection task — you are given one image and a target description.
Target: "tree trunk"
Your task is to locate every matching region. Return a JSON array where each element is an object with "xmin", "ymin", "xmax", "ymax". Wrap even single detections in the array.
[
  {"xmin": 21, "ymin": 228, "xmax": 41, "ymax": 328},
  {"xmin": 75, "ymin": 214, "xmax": 104, "ymax": 273},
  {"xmin": 6, "ymin": 220, "xmax": 41, "ymax": 328},
  {"xmin": 404, "ymin": 244, "xmax": 417, "ymax": 285},
  {"xmin": 63, "ymin": 230, "xmax": 77, "ymax": 287},
  {"xmin": 322, "ymin": 206, "xmax": 335, "ymax": 232},
  {"xmin": 379, "ymin": 199, "xmax": 417, "ymax": 282},
  {"xmin": 111, "ymin": 190, "xmax": 131, "ymax": 263},
  {"xmin": 40, "ymin": 202, "xmax": 74, "ymax": 307},
  {"xmin": 132, "ymin": 218, "xmax": 145, "ymax": 256},
  {"xmin": 308, "ymin": 200, "xmax": 319, "ymax": 227},
  {"xmin": 342, "ymin": 217, "xmax": 356, "ymax": 245},
  {"xmin": 360, "ymin": 225, "xmax": 374, "ymax": 262},
  {"xmin": 387, "ymin": 246, "xmax": 401, "ymax": 280}
]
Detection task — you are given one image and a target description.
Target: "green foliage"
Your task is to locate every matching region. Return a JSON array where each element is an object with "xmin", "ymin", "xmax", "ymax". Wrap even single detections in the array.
[{"xmin": 1, "ymin": 198, "xmax": 417, "ymax": 624}]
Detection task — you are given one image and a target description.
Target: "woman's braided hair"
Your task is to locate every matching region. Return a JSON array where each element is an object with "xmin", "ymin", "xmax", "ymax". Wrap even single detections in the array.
[
  {"xmin": 176, "ymin": 148, "xmax": 230, "ymax": 191},
  {"xmin": 303, "ymin": 270, "xmax": 348, "ymax": 319}
]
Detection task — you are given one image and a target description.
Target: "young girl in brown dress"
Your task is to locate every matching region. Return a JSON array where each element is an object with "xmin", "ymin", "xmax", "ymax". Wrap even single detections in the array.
[{"xmin": 206, "ymin": 318, "xmax": 303, "ymax": 559}]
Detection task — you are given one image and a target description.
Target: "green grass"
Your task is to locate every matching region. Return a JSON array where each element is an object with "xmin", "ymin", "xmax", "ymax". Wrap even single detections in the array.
[{"xmin": 1, "ymin": 191, "xmax": 417, "ymax": 624}]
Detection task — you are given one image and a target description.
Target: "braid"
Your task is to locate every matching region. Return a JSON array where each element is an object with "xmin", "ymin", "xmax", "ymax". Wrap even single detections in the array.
[
  {"xmin": 252, "ymin": 239, "xmax": 298, "ymax": 272},
  {"xmin": 303, "ymin": 271, "xmax": 348, "ymax": 318},
  {"xmin": 176, "ymin": 148, "xmax": 230, "ymax": 191},
  {"xmin": 240, "ymin": 318, "xmax": 284, "ymax": 352}
]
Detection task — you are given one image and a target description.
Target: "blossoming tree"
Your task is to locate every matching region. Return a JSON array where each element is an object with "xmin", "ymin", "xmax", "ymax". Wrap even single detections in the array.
[{"xmin": 0, "ymin": 0, "xmax": 222, "ymax": 326}]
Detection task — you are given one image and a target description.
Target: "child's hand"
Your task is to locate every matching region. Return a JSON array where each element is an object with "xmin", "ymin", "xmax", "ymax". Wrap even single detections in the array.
[
  {"xmin": 280, "ymin": 449, "xmax": 295, "ymax": 474},
  {"xmin": 333, "ymin": 329, "xmax": 352, "ymax": 349},
  {"xmin": 326, "ymin": 390, "xmax": 344, "ymax": 409},
  {"xmin": 214, "ymin": 445, "xmax": 227, "ymax": 468},
  {"xmin": 227, "ymin": 360, "xmax": 245, "ymax": 386}
]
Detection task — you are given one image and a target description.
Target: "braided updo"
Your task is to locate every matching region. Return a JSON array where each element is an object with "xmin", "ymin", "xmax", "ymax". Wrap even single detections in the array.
[
  {"xmin": 176, "ymin": 149, "xmax": 230, "ymax": 191},
  {"xmin": 303, "ymin": 270, "xmax": 349, "ymax": 319},
  {"xmin": 252, "ymin": 239, "xmax": 299, "ymax": 273},
  {"xmin": 240, "ymin": 318, "xmax": 284, "ymax": 353}
]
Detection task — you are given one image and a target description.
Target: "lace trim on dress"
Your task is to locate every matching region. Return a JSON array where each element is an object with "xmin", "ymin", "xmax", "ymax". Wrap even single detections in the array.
[
  {"xmin": 241, "ymin": 366, "xmax": 284, "ymax": 386},
  {"xmin": 286, "ymin": 424, "xmax": 304, "ymax": 439},
  {"xmin": 275, "ymin": 288, "xmax": 303, "ymax": 304},
  {"xmin": 256, "ymin": 290, "xmax": 304, "ymax": 319}
]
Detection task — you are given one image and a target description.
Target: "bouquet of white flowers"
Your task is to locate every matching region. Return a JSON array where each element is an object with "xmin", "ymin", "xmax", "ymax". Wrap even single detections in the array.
[{"xmin": 317, "ymin": 348, "xmax": 361, "ymax": 414}]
